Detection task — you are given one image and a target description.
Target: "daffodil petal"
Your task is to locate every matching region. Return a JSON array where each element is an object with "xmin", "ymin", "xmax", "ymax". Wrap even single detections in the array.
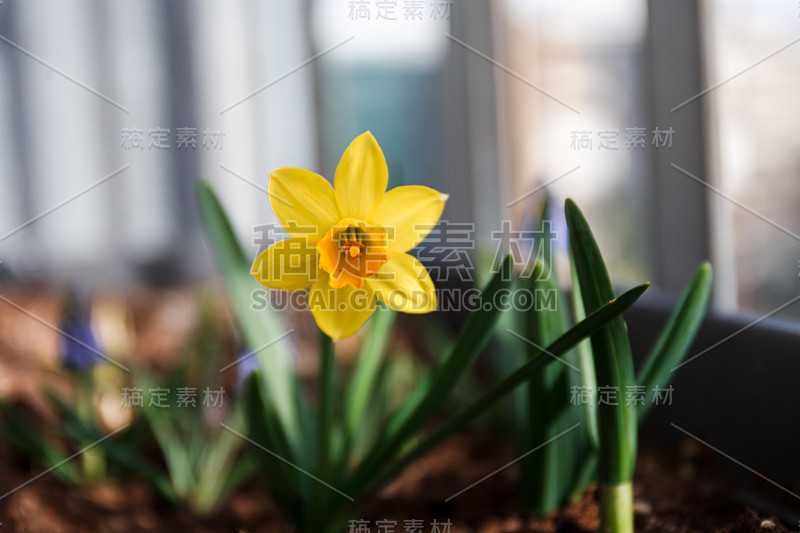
[
  {"xmin": 373, "ymin": 185, "xmax": 448, "ymax": 252},
  {"xmin": 334, "ymin": 131, "xmax": 388, "ymax": 220},
  {"xmin": 366, "ymin": 252, "xmax": 437, "ymax": 314},
  {"xmin": 309, "ymin": 275, "xmax": 376, "ymax": 339},
  {"xmin": 251, "ymin": 238, "xmax": 319, "ymax": 291},
  {"xmin": 269, "ymin": 167, "xmax": 340, "ymax": 241}
]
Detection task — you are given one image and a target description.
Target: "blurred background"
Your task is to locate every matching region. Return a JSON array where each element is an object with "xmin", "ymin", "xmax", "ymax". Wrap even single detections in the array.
[{"xmin": 0, "ymin": 0, "xmax": 798, "ymax": 322}]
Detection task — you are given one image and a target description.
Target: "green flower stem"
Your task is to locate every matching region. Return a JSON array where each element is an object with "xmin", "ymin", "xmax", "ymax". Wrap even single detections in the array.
[
  {"xmin": 318, "ymin": 334, "xmax": 336, "ymax": 466},
  {"xmin": 316, "ymin": 333, "xmax": 336, "ymax": 524},
  {"xmin": 77, "ymin": 372, "xmax": 106, "ymax": 482},
  {"xmin": 341, "ymin": 305, "xmax": 394, "ymax": 466},
  {"xmin": 599, "ymin": 482, "xmax": 634, "ymax": 533}
]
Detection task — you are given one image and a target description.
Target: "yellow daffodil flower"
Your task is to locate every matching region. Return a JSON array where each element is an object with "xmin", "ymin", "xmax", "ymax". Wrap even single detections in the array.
[{"xmin": 252, "ymin": 132, "xmax": 448, "ymax": 340}]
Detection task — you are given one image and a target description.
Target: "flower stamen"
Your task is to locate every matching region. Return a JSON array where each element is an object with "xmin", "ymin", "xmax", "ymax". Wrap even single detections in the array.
[
  {"xmin": 346, "ymin": 244, "xmax": 362, "ymax": 258},
  {"xmin": 317, "ymin": 219, "xmax": 388, "ymax": 290}
]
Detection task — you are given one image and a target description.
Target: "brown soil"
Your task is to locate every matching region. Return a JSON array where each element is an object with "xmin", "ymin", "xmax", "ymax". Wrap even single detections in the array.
[
  {"xmin": 359, "ymin": 434, "xmax": 795, "ymax": 533},
  {"xmin": 0, "ymin": 287, "xmax": 794, "ymax": 532},
  {"xmin": 0, "ymin": 434, "xmax": 793, "ymax": 533}
]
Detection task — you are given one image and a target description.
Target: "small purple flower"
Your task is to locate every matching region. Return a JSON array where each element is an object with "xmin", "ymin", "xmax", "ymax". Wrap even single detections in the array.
[
  {"xmin": 546, "ymin": 198, "xmax": 570, "ymax": 256},
  {"xmin": 234, "ymin": 334, "xmax": 296, "ymax": 390},
  {"xmin": 60, "ymin": 314, "xmax": 102, "ymax": 371},
  {"xmin": 235, "ymin": 349, "xmax": 259, "ymax": 390}
]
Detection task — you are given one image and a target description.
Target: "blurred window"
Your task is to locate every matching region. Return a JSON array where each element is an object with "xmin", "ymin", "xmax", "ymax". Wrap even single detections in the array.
[
  {"xmin": 498, "ymin": 0, "xmax": 650, "ymax": 285},
  {"xmin": 704, "ymin": 0, "xmax": 800, "ymax": 320}
]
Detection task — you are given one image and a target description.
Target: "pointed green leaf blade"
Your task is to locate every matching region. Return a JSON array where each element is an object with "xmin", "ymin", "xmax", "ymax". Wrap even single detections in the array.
[
  {"xmin": 637, "ymin": 262, "xmax": 712, "ymax": 419},
  {"xmin": 565, "ymin": 198, "xmax": 637, "ymax": 486},
  {"xmin": 363, "ymin": 282, "xmax": 649, "ymax": 497},
  {"xmin": 197, "ymin": 179, "xmax": 304, "ymax": 457},
  {"xmin": 522, "ymin": 259, "xmax": 580, "ymax": 516},
  {"xmin": 349, "ymin": 255, "xmax": 515, "ymax": 491}
]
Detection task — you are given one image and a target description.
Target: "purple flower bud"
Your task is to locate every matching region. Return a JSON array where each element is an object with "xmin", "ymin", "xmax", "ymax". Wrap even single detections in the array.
[
  {"xmin": 60, "ymin": 314, "xmax": 102, "ymax": 371},
  {"xmin": 546, "ymin": 199, "xmax": 569, "ymax": 256},
  {"xmin": 235, "ymin": 349, "xmax": 259, "ymax": 390}
]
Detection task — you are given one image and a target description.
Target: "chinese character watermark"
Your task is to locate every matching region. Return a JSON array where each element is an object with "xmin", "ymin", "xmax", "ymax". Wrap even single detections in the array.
[
  {"xmin": 652, "ymin": 385, "xmax": 673, "ymax": 406},
  {"xmin": 416, "ymin": 221, "xmax": 475, "ymax": 283},
  {"xmin": 347, "ymin": 0, "xmax": 452, "ymax": 21},
  {"xmin": 249, "ymin": 219, "xmax": 568, "ymax": 314},
  {"xmin": 148, "ymin": 127, "xmax": 170, "ymax": 150},
  {"xmin": 121, "ymin": 126, "xmax": 224, "ymax": 150},
  {"xmin": 490, "ymin": 220, "xmax": 557, "ymax": 281},
  {"xmin": 569, "ymin": 385, "xmax": 674, "ymax": 407},
  {"xmin": 347, "ymin": 518, "xmax": 453, "ymax": 533},
  {"xmin": 570, "ymin": 127, "xmax": 674, "ymax": 151},
  {"xmin": 121, "ymin": 387, "xmax": 226, "ymax": 409},
  {"xmin": 148, "ymin": 387, "xmax": 169, "ymax": 408},
  {"xmin": 121, "ymin": 387, "xmax": 143, "ymax": 408},
  {"xmin": 120, "ymin": 128, "xmax": 145, "ymax": 150},
  {"xmin": 176, "ymin": 127, "xmax": 197, "ymax": 149},
  {"xmin": 202, "ymin": 127, "xmax": 225, "ymax": 150}
]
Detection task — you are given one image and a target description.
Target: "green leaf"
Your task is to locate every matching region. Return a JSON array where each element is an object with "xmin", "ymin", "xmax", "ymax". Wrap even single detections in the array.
[
  {"xmin": 363, "ymin": 282, "xmax": 649, "ymax": 497},
  {"xmin": 45, "ymin": 397, "xmax": 178, "ymax": 503},
  {"xmin": 570, "ymin": 253, "xmax": 599, "ymax": 449},
  {"xmin": 565, "ymin": 198, "xmax": 637, "ymax": 486},
  {"xmin": 191, "ymin": 409, "xmax": 252, "ymax": 515},
  {"xmin": 345, "ymin": 304, "xmax": 394, "ymax": 442},
  {"xmin": 339, "ymin": 304, "xmax": 395, "ymax": 472},
  {"xmin": 315, "ymin": 333, "xmax": 337, "ymax": 525},
  {"xmin": 566, "ymin": 262, "xmax": 713, "ymax": 503},
  {"xmin": 349, "ymin": 255, "xmax": 515, "ymax": 492},
  {"xmin": 0, "ymin": 402, "xmax": 79, "ymax": 484},
  {"xmin": 144, "ymin": 407, "xmax": 196, "ymax": 498},
  {"xmin": 558, "ymin": 253, "xmax": 602, "ymax": 504},
  {"xmin": 637, "ymin": 262, "xmax": 712, "ymax": 419},
  {"xmin": 242, "ymin": 371, "xmax": 303, "ymax": 522},
  {"xmin": 197, "ymin": 180, "xmax": 306, "ymax": 461},
  {"xmin": 521, "ymin": 260, "xmax": 580, "ymax": 517},
  {"xmin": 218, "ymin": 453, "xmax": 258, "ymax": 501},
  {"xmin": 317, "ymin": 333, "xmax": 336, "ymax": 468}
]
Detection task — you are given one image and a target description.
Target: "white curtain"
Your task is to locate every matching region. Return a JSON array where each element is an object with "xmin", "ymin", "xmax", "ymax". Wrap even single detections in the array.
[{"xmin": 0, "ymin": 0, "xmax": 318, "ymax": 286}]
